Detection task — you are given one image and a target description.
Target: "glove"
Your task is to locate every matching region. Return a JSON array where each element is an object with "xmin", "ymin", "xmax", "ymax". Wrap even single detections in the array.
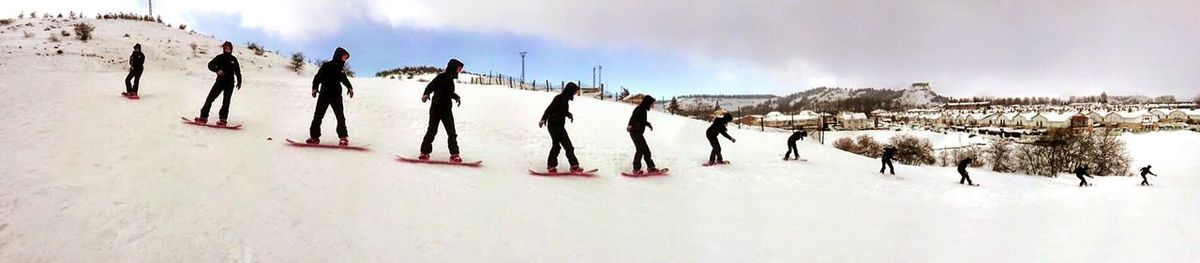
[
  {"xmin": 626, "ymin": 125, "xmax": 633, "ymax": 132},
  {"xmin": 348, "ymin": 89, "xmax": 354, "ymax": 98},
  {"xmin": 454, "ymin": 97, "xmax": 461, "ymax": 107},
  {"xmin": 539, "ymin": 120, "xmax": 546, "ymax": 128},
  {"xmin": 731, "ymin": 138, "xmax": 737, "ymax": 143},
  {"xmin": 421, "ymin": 94, "xmax": 429, "ymax": 102},
  {"xmin": 311, "ymin": 90, "xmax": 318, "ymax": 98}
]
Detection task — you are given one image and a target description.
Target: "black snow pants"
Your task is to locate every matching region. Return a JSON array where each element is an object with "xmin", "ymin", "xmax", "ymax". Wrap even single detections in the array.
[
  {"xmin": 547, "ymin": 123, "xmax": 578, "ymax": 168},
  {"xmin": 309, "ymin": 92, "xmax": 347, "ymax": 139},
  {"xmin": 420, "ymin": 108, "xmax": 459, "ymax": 155},
  {"xmin": 631, "ymin": 132, "xmax": 655, "ymax": 170}
]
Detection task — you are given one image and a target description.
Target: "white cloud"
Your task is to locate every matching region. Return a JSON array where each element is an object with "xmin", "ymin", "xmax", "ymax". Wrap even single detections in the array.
[{"xmin": 6, "ymin": 0, "xmax": 1200, "ymax": 96}]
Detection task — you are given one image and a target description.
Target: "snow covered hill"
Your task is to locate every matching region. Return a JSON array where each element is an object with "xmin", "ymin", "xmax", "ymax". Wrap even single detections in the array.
[{"xmin": 2, "ymin": 18, "xmax": 1199, "ymax": 262}]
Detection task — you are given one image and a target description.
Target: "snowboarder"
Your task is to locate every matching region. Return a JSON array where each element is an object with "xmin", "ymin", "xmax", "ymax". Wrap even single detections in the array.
[
  {"xmin": 627, "ymin": 95, "xmax": 658, "ymax": 175},
  {"xmin": 957, "ymin": 157, "xmax": 976, "ymax": 186},
  {"xmin": 783, "ymin": 128, "xmax": 807, "ymax": 160},
  {"xmin": 540, "ymin": 82, "xmax": 583, "ymax": 174},
  {"xmin": 306, "ymin": 47, "xmax": 355, "ymax": 146},
  {"xmin": 418, "ymin": 59, "xmax": 465, "ymax": 162},
  {"xmin": 706, "ymin": 112, "xmax": 736, "ymax": 165},
  {"xmin": 194, "ymin": 41, "xmax": 242, "ymax": 126},
  {"xmin": 1074, "ymin": 165, "xmax": 1094, "ymax": 187},
  {"xmin": 123, "ymin": 43, "xmax": 145, "ymax": 97},
  {"xmin": 880, "ymin": 145, "xmax": 897, "ymax": 175},
  {"xmin": 1139, "ymin": 165, "xmax": 1158, "ymax": 186}
]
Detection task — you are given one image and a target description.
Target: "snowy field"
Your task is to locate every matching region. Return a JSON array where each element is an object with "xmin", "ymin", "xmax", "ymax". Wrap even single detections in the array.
[{"xmin": 2, "ymin": 18, "xmax": 1200, "ymax": 262}]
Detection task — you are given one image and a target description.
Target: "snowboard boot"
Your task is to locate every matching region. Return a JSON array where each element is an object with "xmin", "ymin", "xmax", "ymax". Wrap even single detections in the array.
[
  {"xmin": 305, "ymin": 138, "xmax": 320, "ymax": 144},
  {"xmin": 569, "ymin": 166, "xmax": 584, "ymax": 173},
  {"xmin": 631, "ymin": 169, "xmax": 645, "ymax": 176},
  {"xmin": 546, "ymin": 167, "xmax": 558, "ymax": 174},
  {"xmin": 648, "ymin": 168, "xmax": 661, "ymax": 174},
  {"xmin": 216, "ymin": 119, "xmax": 228, "ymax": 127},
  {"xmin": 339, "ymin": 137, "xmax": 349, "ymax": 146},
  {"xmin": 193, "ymin": 117, "xmax": 208, "ymax": 124},
  {"xmin": 418, "ymin": 154, "xmax": 430, "ymax": 161},
  {"xmin": 449, "ymin": 154, "xmax": 463, "ymax": 163}
]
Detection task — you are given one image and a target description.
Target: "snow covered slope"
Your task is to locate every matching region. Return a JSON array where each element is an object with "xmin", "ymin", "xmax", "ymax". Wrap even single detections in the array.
[{"xmin": 2, "ymin": 18, "xmax": 1199, "ymax": 262}]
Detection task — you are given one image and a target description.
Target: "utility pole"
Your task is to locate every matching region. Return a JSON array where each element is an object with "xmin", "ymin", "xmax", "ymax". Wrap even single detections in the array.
[
  {"xmin": 592, "ymin": 67, "xmax": 596, "ymax": 90},
  {"xmin": 597, "ymin": 65, "xmax": 602, "ymax": 87},
  {"xmin": 519, "ymin": 51, "xmax": 527, "ymax": 85},
  {"xmin": 597, "ymin": 65, "xmax": 604, "ymax": 99},
  {"xmin": 149, "ymin": 0, "xmax": 153, "ymax": 17}
]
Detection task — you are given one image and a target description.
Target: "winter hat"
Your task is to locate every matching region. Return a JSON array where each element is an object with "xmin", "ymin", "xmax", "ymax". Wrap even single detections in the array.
[{"xmin": 133, "ymin": 43, "xmax": 141, "ymax": 50}]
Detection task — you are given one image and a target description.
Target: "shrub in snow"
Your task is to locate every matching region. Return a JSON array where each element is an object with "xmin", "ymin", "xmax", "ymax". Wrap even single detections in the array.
[
  {"xmin": 60, "ymin": 30, "xmax": 70, "ymax": 37},
  {"xmin": 289, "ymin": 52, "xmax": 305, "ymax": 74},
  {"xmin": 246, "ymin": 42, "xmax": 266, "ymax": 56},
  {"xmin": 855, "ymin": 135, "xmax": 883, "ymax": 158},
  {"xmin": 890, "ymin": 134, "xmax": 936, "ymax": 165},
  {"xmin": 73, "ymin": 22, "xmax": 94, "ymax": 42},
  {"xmin": 833, "ymin": 137, "xmax": 856, "ymax": 153},
  {"xmin": 987, "ymin": 139, "xmax": 1015, "ymax": 172},
  {"xmin": 0, "ymin": 19, "xmax": 13, "ymax": 25}
]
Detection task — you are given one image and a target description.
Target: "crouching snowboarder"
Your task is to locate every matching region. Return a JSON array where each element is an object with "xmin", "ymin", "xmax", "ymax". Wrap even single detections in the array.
[
  {"xmin": 1075, "ymin": 165, "xmax": 1094, "ymax": 187},
  {"xmin": 784, "ymin": 128, "xmax": 807, "ymax": 161},
  {"xmin": 958, "ymin": 157, "xmax": 977, "ymax": 186},
  {"xmin": 705, "ymin": 113, "xmax": 736, "ymax": 165},
  {"xmin": 1139, "ymin": 165, "xmax": 1158, "ymax": 186}
]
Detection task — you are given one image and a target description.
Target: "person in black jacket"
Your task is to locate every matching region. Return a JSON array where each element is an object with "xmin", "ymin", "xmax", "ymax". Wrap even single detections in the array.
[
  {"xmin": 195, "ymin": 41, "xmax": 242, "ymax": 126},
  {"xmin": 627, "ymin": 95, "xmax": 658, "ymax": 174},
  {"xmin": 306, "ymin": 47, "xmax": 355, "ymax": 146},
  {"xmin": 958, "ymin": 157, "xmax": 976, "ymax": 185},
  {"xmin": 783, "ymin": 128, "xmax": 806, "ymax": 161},
  {"xmin": 880, "ymin": 146, "xmax": 897, "ymax": 175},
  {"xmin": 706, "ymin": 113, "xmax": 736, "ymax": 165},
  {"xmin": 1139, "ymin": 165, "xmax": 1157, "ymax": 186},
  {"xmin": 540, "ymin": 83, "xmax": 582, "ymax": 173},
  {"xmin": 419, "ymin": 59, "xmax": 465, "ymax": 162},
  {"xmin": 123, "ymin": 43, "xmax": 145, "ymax": 97},
  {"xmin": 1075, "ymin": 165, "xmax": 1094, "ymax": 187}
]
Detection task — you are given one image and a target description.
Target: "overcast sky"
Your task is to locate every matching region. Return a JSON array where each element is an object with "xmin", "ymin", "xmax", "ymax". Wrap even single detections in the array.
[{"xmin": 6, "ymin": 0, "xmax": 1199, "ymax": 98}]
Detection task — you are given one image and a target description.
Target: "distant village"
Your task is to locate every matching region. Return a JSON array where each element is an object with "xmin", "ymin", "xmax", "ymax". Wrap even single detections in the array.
[{"xmin": 621, "ymin": 83, "xmax": 1200, "ymax": 137}]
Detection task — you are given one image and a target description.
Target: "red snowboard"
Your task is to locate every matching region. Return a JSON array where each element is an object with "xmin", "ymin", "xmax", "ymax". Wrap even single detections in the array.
[
  {"xmin": 121, "ymin": 93, "xmax": 140, "ymax": 100},
  {"xmin": 180, "ymin": 117, "xmax": 241, "ymax": 129},
  {"xmin": 529, "ymin": 169, "xmax": 599, "ymax": 177},
  {"xmin": 286, "ymin": 139, "xmax": 369, "ymax": 151},
  {"xmin": 701, "ymin": 160, "xmax": 731, "ymax": 167},
  {"xmin": 621, "ymin": 168, "xmax": 670, "ymax": 177},
  {"xmin": 396, "ymin": 155, "xmax": 482, "ymax": 167}
]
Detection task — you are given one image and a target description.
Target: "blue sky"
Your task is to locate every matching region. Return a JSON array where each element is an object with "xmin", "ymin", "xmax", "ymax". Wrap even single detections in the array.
[{"xmin": 189, "ymin": 13, "xmax": 773, "ymax": 98}]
